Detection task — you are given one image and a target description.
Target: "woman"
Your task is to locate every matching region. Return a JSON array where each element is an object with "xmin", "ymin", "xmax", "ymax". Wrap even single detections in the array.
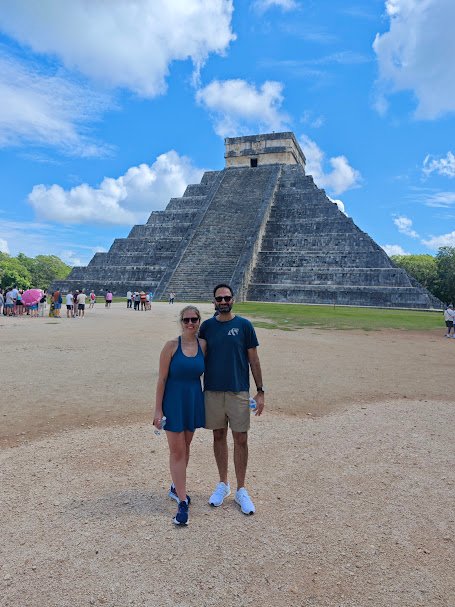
[
  {"xmin": 16, "ymin": 289, "xmax": 24, "ymax": 315},
  {"xmin": 153, "ymin": 306, "xmax": 206, "ymax": 526}
]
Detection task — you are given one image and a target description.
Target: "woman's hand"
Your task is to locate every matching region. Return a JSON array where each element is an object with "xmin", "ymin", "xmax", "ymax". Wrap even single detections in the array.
[{"xmin": 153, "ymin": 411, "xmax": 164, "ymax": 429}]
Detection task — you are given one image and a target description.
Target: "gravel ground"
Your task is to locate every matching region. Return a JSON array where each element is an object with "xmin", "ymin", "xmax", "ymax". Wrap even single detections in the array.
[
  {"xmin": 1, "ymin": 401, "xmax": 454, "ymax": 607},
  {"xmin": 1, "ymin": 304, "xmax": 454, "ymax": 606}
]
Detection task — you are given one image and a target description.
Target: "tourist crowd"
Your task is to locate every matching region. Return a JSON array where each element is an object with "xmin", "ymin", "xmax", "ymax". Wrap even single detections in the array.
[
  {"xmin": 0, "ymin": 287, "xmax": 99, "ymax": 318},
  {"xmin": 126, "ymin": 290, "xmax": 153, "ymax": 310}
]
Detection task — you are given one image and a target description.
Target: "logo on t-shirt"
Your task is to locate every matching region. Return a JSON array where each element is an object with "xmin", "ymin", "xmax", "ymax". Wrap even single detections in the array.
[{"xmin": 227, "ymin": 328, "xmax": 239, "ymax": 336}]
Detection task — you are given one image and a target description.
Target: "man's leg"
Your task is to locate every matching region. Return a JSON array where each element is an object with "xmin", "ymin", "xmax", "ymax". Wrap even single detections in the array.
[
  {"xmin": 213, "ymin": 428, "xmax": 229, "ymax": 483},
  {"xmin": 232, "ymin": 431, "xmax": 248, "ymax": 490}
]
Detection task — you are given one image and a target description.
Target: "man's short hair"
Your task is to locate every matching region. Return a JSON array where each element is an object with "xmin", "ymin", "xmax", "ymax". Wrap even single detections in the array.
[{"xmin": 213, "ymin": 283, "xmax": 234, "ymax": 297}]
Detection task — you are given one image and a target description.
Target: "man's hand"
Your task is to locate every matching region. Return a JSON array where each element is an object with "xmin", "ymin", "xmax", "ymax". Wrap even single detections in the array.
[{"xmin": 253, "ymin": 391, "xmax": 264, "ymax": 416}]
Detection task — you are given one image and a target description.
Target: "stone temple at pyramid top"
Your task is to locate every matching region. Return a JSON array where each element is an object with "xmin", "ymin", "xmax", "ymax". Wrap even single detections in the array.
[{"xmin": 224, "ymin": 132, "xmax": 306, "ymax": 168}]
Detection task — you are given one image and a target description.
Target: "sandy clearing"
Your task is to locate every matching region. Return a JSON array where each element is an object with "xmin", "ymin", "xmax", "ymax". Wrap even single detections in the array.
[
  {"xmin": 1, "ymin": 303, "xmax": 452, "ymax": 447},
  {"xmin": 1, "ymin": 303, "xmax": 454, "ymax": 606}
]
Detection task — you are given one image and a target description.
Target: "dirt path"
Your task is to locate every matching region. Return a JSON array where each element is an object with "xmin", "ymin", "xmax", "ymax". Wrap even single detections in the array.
[{"xmin": 1, "ymin": 304, "xmax": 454, "ymax": 606}]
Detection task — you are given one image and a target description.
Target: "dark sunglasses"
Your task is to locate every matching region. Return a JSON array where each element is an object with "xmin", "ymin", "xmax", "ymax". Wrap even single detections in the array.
[
  {"xmin": 182, "ymin": 317, "xmax": 200, "ymax": 324},
  {"xmin": 214, "ymin": 296, "xmax": 232, "ymax": 302}
]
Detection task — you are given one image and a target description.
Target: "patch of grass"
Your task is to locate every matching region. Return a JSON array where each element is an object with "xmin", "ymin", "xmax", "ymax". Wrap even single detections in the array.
[{"xmin": 235, "ymin": 302, "xmax": 443, "ymax": 331}]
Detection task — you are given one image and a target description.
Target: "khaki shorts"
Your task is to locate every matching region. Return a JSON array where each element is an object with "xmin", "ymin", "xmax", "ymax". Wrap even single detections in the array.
[{"xmin": 204, "ymin": 391, "xmax": 250, "ymax": 432}]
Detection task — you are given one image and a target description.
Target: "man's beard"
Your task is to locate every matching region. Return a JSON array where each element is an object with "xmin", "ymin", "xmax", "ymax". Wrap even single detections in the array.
[{"xmin": 215, "ymin": 303, "xmax": 233, "ymax": 314}]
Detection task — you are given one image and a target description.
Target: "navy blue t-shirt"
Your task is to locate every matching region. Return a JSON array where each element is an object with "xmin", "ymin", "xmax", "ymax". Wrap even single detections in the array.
[{"xmin": 199, "ymin": 315, "xmax": 259, "ymax": 392}]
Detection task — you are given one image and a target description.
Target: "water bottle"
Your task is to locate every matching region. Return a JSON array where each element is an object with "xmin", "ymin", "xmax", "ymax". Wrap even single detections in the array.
[
  {"xmin": 154, "ymin": 416, "xmax": 167, "ymax": 436},
  {"xmin": 249, "ymin": 397, "xmax": 257, "ymax": 413}
]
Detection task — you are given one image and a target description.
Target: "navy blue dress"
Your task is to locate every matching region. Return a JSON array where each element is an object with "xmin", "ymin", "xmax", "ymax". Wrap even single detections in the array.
[{"xmin": 162, "ymin": 337, "xmax": 205, "ymax": 432}]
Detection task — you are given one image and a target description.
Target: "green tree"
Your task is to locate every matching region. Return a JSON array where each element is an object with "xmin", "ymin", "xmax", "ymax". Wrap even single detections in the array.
[
  {"xmin": 31, "ymin": 255, "xmax": 71, "ymax": 289},
  {"xmin": 0, "ymin": 253, "xmax": 71, "ymax": 290},
  {"xmin": 391, "ymin": 254, "xmax": 438, "ymax": 292},
  {"xmin": 0, "ymin": 256, "xmax": 32, "ymax": 290},
  {"xmin": 435, "ymin": 246, "xmax": 455, "ymax": 304}
]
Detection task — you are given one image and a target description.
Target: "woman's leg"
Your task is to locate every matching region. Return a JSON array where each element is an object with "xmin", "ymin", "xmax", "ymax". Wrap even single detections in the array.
[
  {"xmin": 166, "ymin": 430, "xmax": 194, "ymax": 502},
  {"xmin": 184, "ymin": 430, "xmax": 194, "ymax": 468}
]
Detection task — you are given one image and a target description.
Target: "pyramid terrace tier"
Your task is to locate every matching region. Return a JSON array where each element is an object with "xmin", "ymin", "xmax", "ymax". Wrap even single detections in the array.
[
  {"xmin": 251, "ymin": 267, "xmax": 414, "ymax": 287},
  {"xmin": 247, "ymin": 284, "xmax": 440, "ymax": 308}
]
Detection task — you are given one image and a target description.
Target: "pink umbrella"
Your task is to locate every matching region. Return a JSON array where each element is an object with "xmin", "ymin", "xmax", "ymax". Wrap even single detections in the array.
[{"xmin": 21, "ymin": 289, "xmax": 44, "ymax": 306}]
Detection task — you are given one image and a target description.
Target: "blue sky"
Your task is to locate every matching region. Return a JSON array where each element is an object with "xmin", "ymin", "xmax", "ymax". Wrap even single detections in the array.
[{"xmin": 0, "ymin": 0, "xmax": 454, "ymax": 266}]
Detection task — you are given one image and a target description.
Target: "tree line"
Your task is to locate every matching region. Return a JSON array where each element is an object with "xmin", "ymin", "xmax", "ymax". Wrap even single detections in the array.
[
  {"xmin": 0, "ymin": 252, "xmax": 71, "ymax": 290},
  {"xmin": 391, "ymin": 246, "xmax": 455, "ymax": 304}
]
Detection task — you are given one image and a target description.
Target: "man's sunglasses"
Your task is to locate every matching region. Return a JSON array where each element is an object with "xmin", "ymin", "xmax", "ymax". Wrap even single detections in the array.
[
  {"xmin": 214, "ymin": 296, "xmax": 232, "ymax": 302},
  {"xmin": 182, "ymin": 317, "xmax": 200, "ymax": 324}
]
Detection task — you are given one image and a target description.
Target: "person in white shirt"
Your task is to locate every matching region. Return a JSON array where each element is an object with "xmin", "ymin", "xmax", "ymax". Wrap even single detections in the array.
[
  {"xmin": 126, "ymin": 290, "xmax": 132, "ymax": 309},
  {"xmin": 444, "ymin": 304, "xmax": 455, "ymax": 338},
  {"xmin": 77, "ymin": 291, "xmax": 87, "ymax": 318},
  {"xmin": 5, "ymin": 289, "xmax": 15, "ymax": 316},
  {"xmin": 66, "ymin": 292, "xmax": 74, "ymax": 318}
]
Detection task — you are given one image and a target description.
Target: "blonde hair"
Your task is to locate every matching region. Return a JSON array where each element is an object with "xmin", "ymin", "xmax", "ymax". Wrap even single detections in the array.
[{"xmin": 179, "ymin": 305, "xmax": 201, "ymax": 323}]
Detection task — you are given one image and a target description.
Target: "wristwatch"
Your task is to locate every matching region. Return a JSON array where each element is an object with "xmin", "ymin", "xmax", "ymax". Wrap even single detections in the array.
[{"xmin": 256, "ymin": 386, "xmax": 265, "ymax": 393}]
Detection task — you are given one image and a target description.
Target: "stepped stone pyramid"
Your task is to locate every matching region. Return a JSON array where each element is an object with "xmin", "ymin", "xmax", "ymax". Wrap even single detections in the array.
[{"xmin": 58, "ymin": 132, "xmax": 441, "ymax": 308}]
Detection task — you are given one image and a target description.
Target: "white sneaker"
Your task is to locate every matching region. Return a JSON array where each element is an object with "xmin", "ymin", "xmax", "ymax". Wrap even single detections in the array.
[
  {"xmin": 208, "ymin": 482, "xmax": 231, "ymax": 507},
  {"xmin": 235, "ymin": 487, "xmax": 255, "ymax": 515}
]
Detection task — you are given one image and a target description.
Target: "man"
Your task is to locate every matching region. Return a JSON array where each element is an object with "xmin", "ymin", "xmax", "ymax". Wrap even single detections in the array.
[
  {"xmin": 5, "ymin": 288, "xmax": 15, "ymax": 316},
  {"xmin": 134, "ymin": 291, "xmax": 140, "ymax": 311},
  {"xmin": 53, "ymin": 289, "xmax": 62, "ymax": 318},
  {"xmin": 73, "ymin": 290, "xmax": 79, "ymax": 317},
  {"xmin": 126, "ymin": 290, "xmax": 132, "ymax": 309},
  {"xmin": 199, "ymin": 283, "xmax": 265, "ymax": 515},
  {"xmin": 65, "ymin": 291, "xmax": 74, "ymax": 318},
  {"xmin": 77, "ymin": 290, "xmax": 87, "ymax": 318},
  {"xmin": 10, "ymin": 285, "xmax": 18, "ymax": 315},
  {"xmin": 444, "ymin": 304, "xmax": 455, "ymax": 338}
]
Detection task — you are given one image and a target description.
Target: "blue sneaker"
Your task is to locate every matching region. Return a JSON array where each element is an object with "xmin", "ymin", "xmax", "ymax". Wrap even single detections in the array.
[
  {"xmin": 173, "ymin": 500, "xmax": 189, "ymax": 526},
  {"xmin": 169, "ymin": 484, "xmax": 191, "ymax": 505}
]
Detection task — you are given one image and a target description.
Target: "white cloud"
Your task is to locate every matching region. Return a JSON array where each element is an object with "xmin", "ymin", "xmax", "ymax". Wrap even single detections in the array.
[
  {"xmin": 0, "ymin": 219, "xmax": 110, "ymax": 265},
  {"xmin": 0, "ymin": 53, "xmax": 110, "ymax": 156},
  {"xmin": 328, "ymin": 197, "xmax": 347, "ymax": 216},
  {"xmin": 423, "ymin": 152, "xmax": 455, "ymax": 178},
  {"xmin": 422, "ymin": 231, "xmax": 455, "ymax": 250},
  {"xmin": 0, "ymin": 238, "xmax": 9, "ymax": 253},
  {"xmin": 253, "ymin": 0, "xmax": 298, "ymax": 11},
  {"xmin": 0, "ymin": 1, "xmax": 235, "ymax": 98},
  {"xmin": 423, "ymin": 192, "xmax": 455, "ymax": 208},
  {"xmin": 301, "ymin": 111, "xmax": 325, "ymax": 128},
  {"xmin": 196, "ymin": 79, "xmax": 289, "ymax": 137},
  {"xmin": 28, "ymin": 151, "xmax": 204, "ymax": 225},
  {"xmin": 299, "ymin": 134, "xmax": 361, "ymax": 196},
  {"xmin": 393, "ymin": 215, "xmax": 419, "ymax": 238},
  {"xmin": 60, "ymin": 250, "xmax": 82, "ymax": 267},
  {"xmin": 381, "ymin": 244, "xmax": 410, "ymax": 256},
  {"xmin": 373, "ymin": 0, "xmax": 455, "ymax": 119}
]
